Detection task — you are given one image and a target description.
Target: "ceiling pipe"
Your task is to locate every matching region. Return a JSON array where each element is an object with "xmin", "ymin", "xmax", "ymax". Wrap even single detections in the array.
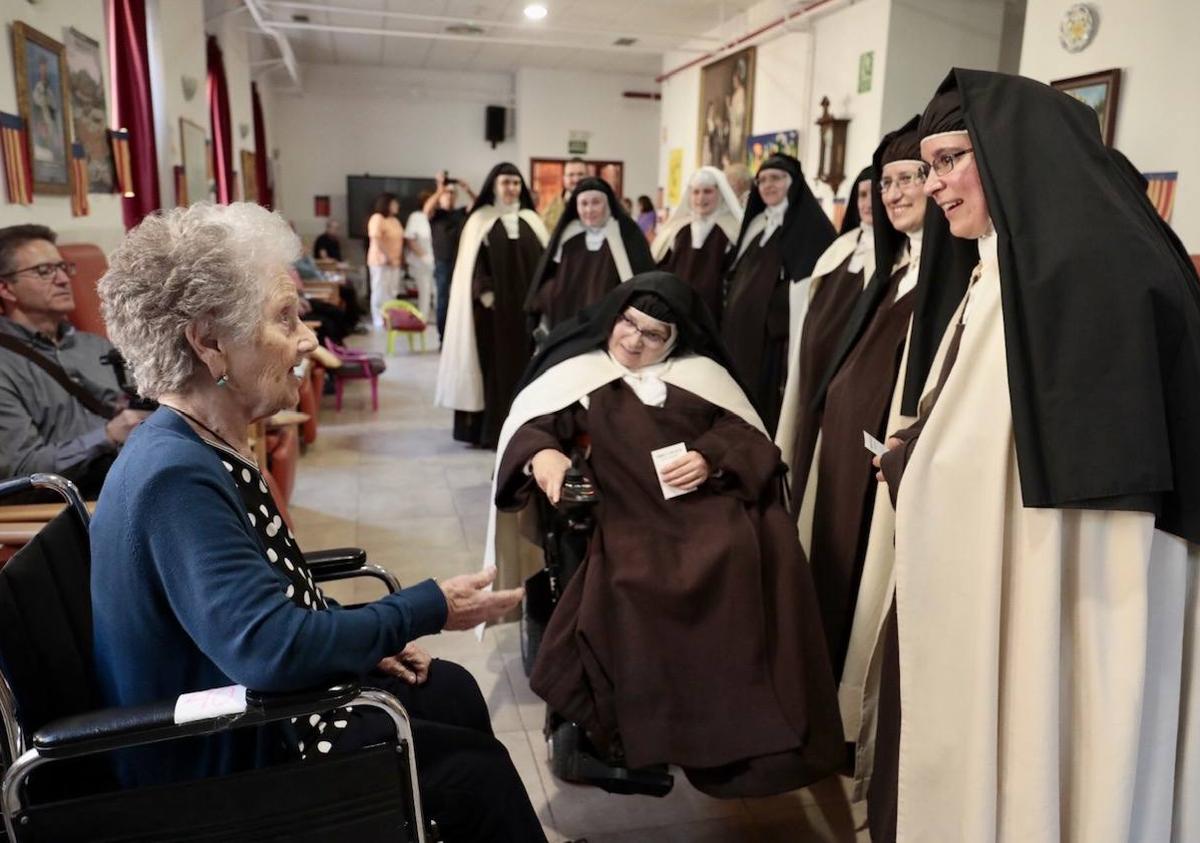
[
  {"xmin": 265, "ymin": 19, "xmax": 705, "ymax": 55},
  {"xmin": 242, "ymin": 0, "xmax": 302, "ymax": 88},
  {"xmin": 656, "ymin": 0, "xmax": 850, "ymax": 82},
  {"xmin": 260, "ymin": 0, "xmax": 726, "ymax": 47}
]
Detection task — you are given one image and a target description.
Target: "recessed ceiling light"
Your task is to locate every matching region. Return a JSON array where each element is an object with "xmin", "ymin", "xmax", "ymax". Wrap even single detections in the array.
[{"xmin": 524, "ymin": 4, "xmax": 548, "ymax": 20}]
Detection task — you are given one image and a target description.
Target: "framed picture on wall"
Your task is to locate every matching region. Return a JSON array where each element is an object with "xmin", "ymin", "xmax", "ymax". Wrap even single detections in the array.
[
  {"xmin": 179, "ymin": 118, "xmax": 209, "ymax": 205},
  {"xmin": 11, "ymin": 22, "xmax": 73, "ymax": 195},
  {"xmin": 1051, "ymin": 68, "xmax": 1121, "ymax": 146},
  {"xmin": 240, "ymin": 150, "xmax": 257, "ymax": 203},
  {"xmin": 64, "ymin": 27, "xmax": 114, "ymax": 192},
  {"xmin": 696, "ymin": 46, "xmax": 755, "ymax": 168},
  {"xmin": 530, "ymin": 158, "xmax": 625, "ymax": 213}
]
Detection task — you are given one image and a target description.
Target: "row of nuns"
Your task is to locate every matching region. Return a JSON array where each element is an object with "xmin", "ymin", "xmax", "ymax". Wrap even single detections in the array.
[{"xmin": 436, "ymin": 67, "xmax": 1200, "ymax": 843}]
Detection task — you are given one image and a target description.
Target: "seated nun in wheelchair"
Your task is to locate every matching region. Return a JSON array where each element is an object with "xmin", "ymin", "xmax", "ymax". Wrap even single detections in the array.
[
  {"xmin": 91, "ymin": 202, "xmax": 546, "ymax": 843},
  {"xmin": 492, "ymin": 271, "xmax": 844, "ymax": 797}
]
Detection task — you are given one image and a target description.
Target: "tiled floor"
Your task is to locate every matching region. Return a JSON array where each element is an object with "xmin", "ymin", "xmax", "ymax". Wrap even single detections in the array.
[{"xmin": 295, "ymin": 328, "xmax": 869, "ymax": 842}]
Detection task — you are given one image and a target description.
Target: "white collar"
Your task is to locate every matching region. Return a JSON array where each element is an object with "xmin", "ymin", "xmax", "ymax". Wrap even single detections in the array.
[
  {"xmin": 496, "ymin": 202, "xmax": 521, "ymax": 239},
  {"xmin": 760, "ymin": 198, "xmax": 789, "ymax": 244},
  {"xmin": 584, "ymin": 221, "xmax": 608, "ymax": 251},
  {"xmin": 977, "ymin": 220, "xmax": 998, "ymax": 270},
  {"xmin": 848, "ymin": 223, "xmax": 873, "ymax": 274},
  {"xmin": 689, "ymin": 213, "xmax": 718, "ymax": 249}
]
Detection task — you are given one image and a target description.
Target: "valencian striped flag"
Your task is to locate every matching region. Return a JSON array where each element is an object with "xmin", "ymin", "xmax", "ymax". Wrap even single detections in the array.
[
  {"xmin": 108, "ymin": 128, "xmax": 135, "ymax": 197},
  {"xmin": 0, "ymin": 111, "xmax": 32, "ymax": 205},
  {"xmin": 70, "ymin": 143, "xmax": 89, "ymax": 217},
  {"xmin": 1144, "ymin": 171, "xmax": 1178, "ymax": 223}
]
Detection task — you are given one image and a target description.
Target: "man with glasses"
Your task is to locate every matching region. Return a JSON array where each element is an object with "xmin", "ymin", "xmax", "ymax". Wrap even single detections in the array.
[{"xmin": 0, "ymin": 225, "xmax": 147, "ymax": 495}]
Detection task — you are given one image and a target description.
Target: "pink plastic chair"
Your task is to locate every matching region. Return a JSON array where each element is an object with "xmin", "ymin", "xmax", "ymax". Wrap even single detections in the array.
[{"xmin": 323, "ymin": 337, "xmax": 384, "ymax": 412}]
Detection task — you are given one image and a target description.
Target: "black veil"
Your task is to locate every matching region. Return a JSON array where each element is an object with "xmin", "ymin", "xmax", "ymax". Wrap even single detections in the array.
[
  {"xmin": 514, "ymin": 271, "xmax": 747, "ymax": 399},
  {"xmin": 470, "ymin": 162, "xmax": 536, "ymax": 214},
  {"xmin": 838, "ymin": 166, "xmax": 873, "ymax": 236},
  {"xmin": 732, "ymin": 154, "xmax": 836, "ymax": 281},
  {"xmin": 919, "ymin": 68, "xmax": 1200, "ymax": 541},
  {"xmin": 525, "ymin": 177, "xmax": 655, "ymax": 311}
]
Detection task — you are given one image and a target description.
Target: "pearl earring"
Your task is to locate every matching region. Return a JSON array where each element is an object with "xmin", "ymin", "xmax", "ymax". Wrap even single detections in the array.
[{"xmin": 215, "ymin": 373, "xmax": 229, "ymax": 387}]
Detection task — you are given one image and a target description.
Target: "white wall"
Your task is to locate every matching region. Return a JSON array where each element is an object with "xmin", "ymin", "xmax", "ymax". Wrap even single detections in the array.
[
  {"xmin": 880, "ymin": 0, "xmax": 1005, "ymax": 132},
  {"xmin": 0, "ymin": 1, "xmax": 124, "ymax": 250},
  {"xmin": 656, "ymin": 0, "xmax": 894, "ymax": 211},
  {"xmin": 1019, "ymin": 0, "xmax": 1200, "ymax": 250},
  {"xmin": 151, "ymin": 0, "xmax": 207, "ymax": 208},
  {"xmin": 804, "ymin": 0, "xmax": 891, "ymax": 207},
  {"xmin": 268, "ymin": 63, "xmax": 518, "ymax": 244},
  {"xmin": 514, "ymin": 67, "xmax": 660, "ymax": 204}
]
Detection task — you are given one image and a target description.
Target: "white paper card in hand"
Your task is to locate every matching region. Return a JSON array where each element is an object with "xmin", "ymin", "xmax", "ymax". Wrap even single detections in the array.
[
  {"xmin": 174, "ymin": 684, "xmax": 247, "ymax": 725},
  {"xmin": 651, "ymin": 442, "xmax": 695, "ymax": 500},
  {"xmin": 863, "ymin": 430, "xmax": 887, "ymax": 457}
]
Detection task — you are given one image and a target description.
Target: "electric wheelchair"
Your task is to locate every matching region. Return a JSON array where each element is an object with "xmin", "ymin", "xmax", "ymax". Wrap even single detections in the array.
[{"xmin": 519, "ymin": 455, "xmax": 675, "ymax": 798}]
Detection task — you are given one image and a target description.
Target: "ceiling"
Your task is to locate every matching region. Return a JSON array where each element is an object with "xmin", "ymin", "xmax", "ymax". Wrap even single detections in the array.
[{"xmin": 242, "ymin": 0, "xmax": 767, "ymax": 76}]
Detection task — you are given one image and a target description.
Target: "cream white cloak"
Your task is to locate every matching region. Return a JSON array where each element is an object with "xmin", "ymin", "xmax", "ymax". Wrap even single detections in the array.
[
  {"xmin": 434, "ymin": 207, "xmax": 548, "ymax": 412},
  {"xmin": 873, "ymin": 233, "xmax": 1200, "ymax": 842},
  {"xmin": 482, "ymin": 349, "xmax": 766, "ymax": 591}
]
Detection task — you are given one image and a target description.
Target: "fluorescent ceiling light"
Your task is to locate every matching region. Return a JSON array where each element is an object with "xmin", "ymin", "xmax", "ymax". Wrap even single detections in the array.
[{"xmin": 524, "ymin": 4, "xmax": 548, "ymax": 21}]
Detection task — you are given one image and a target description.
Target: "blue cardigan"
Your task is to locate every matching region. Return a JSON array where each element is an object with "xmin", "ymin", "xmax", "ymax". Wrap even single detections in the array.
[{"xmin": 90, "ymin": 408, "xmax": 447, "ymax": 785}]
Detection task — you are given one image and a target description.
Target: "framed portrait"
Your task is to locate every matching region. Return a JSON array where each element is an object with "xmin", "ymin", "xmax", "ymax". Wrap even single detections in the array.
[
  {"xmin": 1051, "ymin": 68, "xmax": 1121, "ymax": 146},
  {"xmin": 696, "ymin": 46, "xmax": 755, "ymax": 168},
  {"xmin": 240, "ymin": 150, "xmax": 257, "ymax": 203},
  {"xmin": 11, "ymin": 22, "xmax": 73, "ymax": 195},
  {"xmin": 529, "ymin": 158, "xmax": 625, "ymax": 213},
  {"xmin": 179, "ymin": 118, "xmax": 209, "ymax": 206},
  {"xmin": 64, "ymin": 27, "xmax": 113, "ymax": 192}
]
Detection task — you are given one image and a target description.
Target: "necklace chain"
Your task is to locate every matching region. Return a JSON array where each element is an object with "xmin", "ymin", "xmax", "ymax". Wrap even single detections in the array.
[{"xmin": 161, "ymin": 403, "xmax": 248, "ymax": 457}]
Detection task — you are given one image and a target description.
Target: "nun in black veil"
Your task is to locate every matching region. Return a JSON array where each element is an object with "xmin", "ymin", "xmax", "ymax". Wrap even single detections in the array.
[
  {"xmin": 524, "ymin": 177, "xmax": 655, "ymax": 335},
  {"xmin": 863, "ymin": 69, "xmax": 1200, "ymax": 843},
  {"xmin": 483, "ymin": 272, "xmax": 844, "ymax": 798},
  {"xmin": 722, "ymin": 154, "xmax": 836, "ymax": 435}
]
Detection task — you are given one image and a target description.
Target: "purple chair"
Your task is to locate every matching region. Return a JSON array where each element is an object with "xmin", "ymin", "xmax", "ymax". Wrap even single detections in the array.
[{"xmin": 323, "ymin": 337, "xmax": 384, "ymax": 412}]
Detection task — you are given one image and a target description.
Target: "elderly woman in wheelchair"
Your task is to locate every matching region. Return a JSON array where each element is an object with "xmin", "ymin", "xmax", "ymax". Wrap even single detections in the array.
[
  {"xmin": 85, "ymin": 202, "xmax": 546, "ymax": 842},
  {"xmin": 489, "ymin": 272, "xmax": 844, "ymax": 799}
]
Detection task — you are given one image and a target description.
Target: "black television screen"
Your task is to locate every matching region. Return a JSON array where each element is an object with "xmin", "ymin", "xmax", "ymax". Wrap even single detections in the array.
[{"xmin": 347, "ymin": 175, "xmax": 437, "ymax": 240}]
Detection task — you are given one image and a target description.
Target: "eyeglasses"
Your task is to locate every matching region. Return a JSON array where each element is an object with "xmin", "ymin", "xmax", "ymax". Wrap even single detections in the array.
[
  {"xmin": 878, "ymin": 170, "xmax": 927, "ymax": 194},
  {"xmin": 926, "ymin": 148, "xmax": 974, "ymax": 177},
  {"xmin": 0, "ymin": 261, "xmax": 77, "ymax": 281},
  {"xmin": 617, "ymin": 313, "xmax": 670, "ymax": 347}
]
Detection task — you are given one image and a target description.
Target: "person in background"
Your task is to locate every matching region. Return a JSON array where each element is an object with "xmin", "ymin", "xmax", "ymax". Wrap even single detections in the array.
[
  {"xmin": 424, "ymin": 172, "xmax": 475, "ymax": 345},
  {"xmin": 0, "ymin": 224, "xmax": 148, "ymax": 497},
  {"xmin": 405, "ymin": 192, "xmax": 435, "ymax": 321},
  {"xmin": 540, "ymin": 157, "xmax": 588, "ymax": 232},
  {"xmin": 366, "ymin": 193, "xmax": 404, "ymax": 329},
  {"xmin": 635, "ymin": 195, "xmax": 657, "ymax": 241},
  {"xmin": 621, "ymin": 197, "xmax": 634, "ymax": 216},
  {"xmin": 724, "ymin": 162, "xmax": 753, "ymax": 206},
  {"xmin": 313, "ymin": 219, "xmax": 342, "ymax": 262}
]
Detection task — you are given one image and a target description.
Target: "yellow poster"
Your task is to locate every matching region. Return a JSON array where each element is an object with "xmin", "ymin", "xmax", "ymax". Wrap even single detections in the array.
[{"xmin": 667, "ymin": 148, "xmax": 684, "ymax": 208}]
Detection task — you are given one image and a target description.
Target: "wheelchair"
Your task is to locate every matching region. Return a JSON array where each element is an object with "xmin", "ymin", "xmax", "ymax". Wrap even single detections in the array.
[
  {"xmin": 0, "ymin": 473, "xmax": 437, "ymax": 842},
  {"xmin": 519, "ymin": 456, "xmax": 675, "ymax": 798}
]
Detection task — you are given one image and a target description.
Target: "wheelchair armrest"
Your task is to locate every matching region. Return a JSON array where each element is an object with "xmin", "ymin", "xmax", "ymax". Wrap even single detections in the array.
[
  {"xmin": 305, "ymin": 547, "xmax": 368, "ymax": 576},
  {"xmin": 30, "ymin": 684, "xmax": 360, "ymax": 761}
]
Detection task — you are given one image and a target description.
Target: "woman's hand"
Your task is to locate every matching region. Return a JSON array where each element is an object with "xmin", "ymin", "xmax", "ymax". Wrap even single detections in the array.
[
  {"xmin": 439, "ymin": 566, "xmax": 523, "ymax": 630},
  {"xmin": 378, "ymin": 642, "xmax": 432, "ymax": 685},
  {"xmin": 873, "ymin": 437, "xmax": 903, "ymax": 481},
  {"xmin": 660, "ymin": 450, "xmax": 710, "ymax": 491},
  {"xmin": 531, "ymin": 448, "xmax": 571, "ymax": 505}
]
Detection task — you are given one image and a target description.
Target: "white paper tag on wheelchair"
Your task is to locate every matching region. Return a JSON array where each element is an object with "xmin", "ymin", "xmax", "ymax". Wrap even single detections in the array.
[
  {"xmin": 174, "ymin": 684, "xmax": 248, "ymax": 724},
  {"xmin": 651, "ymin": 442, "xmax": 696, "ymax": 500}
]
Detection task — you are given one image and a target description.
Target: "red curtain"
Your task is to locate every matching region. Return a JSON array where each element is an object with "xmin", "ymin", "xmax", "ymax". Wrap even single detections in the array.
[
  {"xmin": 250, "ymin": 82, "xmax": 272, "ymax": 209},
  {"xmin": 207, "ymin": 35, "xmax": 234, "ymax": 204},
  {"xmin": 107, "ymin": 0, "xmax": 161, "ymax": 229}
]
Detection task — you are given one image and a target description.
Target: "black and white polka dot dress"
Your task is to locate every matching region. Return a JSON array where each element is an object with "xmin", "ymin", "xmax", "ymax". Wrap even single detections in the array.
[{"xmin": 206, "ymin": 440, "xmax": 354, "ymax": 760}]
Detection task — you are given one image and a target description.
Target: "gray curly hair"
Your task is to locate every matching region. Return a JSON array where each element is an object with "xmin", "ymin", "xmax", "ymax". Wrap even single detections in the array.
[{"xmin": 99, "ymin": 202, "xmax": 300, "ymax": 399}]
